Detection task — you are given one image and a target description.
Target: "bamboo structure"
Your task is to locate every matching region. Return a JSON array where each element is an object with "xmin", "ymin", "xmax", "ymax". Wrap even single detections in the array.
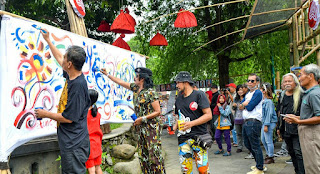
[
  {"xmin": 289, "ymin": 0, "xmax": 320, "ymax": 66},
  {"xmin": 65, "ymin": 0, "xmax": 88, "ymax": 37}
]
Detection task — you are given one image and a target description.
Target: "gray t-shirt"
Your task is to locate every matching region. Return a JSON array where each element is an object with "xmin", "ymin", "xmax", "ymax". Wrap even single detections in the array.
[{"xmin": 300, "ymin": 85, "xmax": 320, "ymax": 120}]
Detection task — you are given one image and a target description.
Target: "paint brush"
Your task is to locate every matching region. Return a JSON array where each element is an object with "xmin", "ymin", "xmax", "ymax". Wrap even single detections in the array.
[{"xmin": 31, "ymin": 24, "xmax": 47, "ymax": 33}]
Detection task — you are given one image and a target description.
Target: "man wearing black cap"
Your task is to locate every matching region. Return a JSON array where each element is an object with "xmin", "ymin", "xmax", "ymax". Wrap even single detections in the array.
[
  {"xmin": 101, "ymin": 67, "xmax": 166, "ymax": 174},
  {"xmin": 173, "ymin": 71, "xmax": 212, "ymax": 174}
]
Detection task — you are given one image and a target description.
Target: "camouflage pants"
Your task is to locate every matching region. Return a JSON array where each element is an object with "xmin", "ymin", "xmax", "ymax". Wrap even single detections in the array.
[{"xmin": 136, "ymin": 122, "xmax": 166, "ymax": 174}]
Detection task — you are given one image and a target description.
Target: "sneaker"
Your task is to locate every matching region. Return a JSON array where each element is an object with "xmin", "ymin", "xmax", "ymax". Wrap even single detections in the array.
[
  {"xmin": 247, "ymin": 168, "xmax": 264, "ymax": 174},
  {"xmin": 245, "ymin": 153, "xmax": 254, "ymax": 159},
  {"xmin": 250, "ymin": 166, "xmax": 267, "ymax": 172},
  {"xmin": 285, "ymin": 159, "xmax": 293, "ymax": 164},
  {"xmin": 214, "ymin": 149, "xmax": 224, "ymax": 155},
  {"xmin": 264, "ymin": 157, "xmax": 275, "ymax": 164},
  {"xmin": 223, "ymin": 152, "xmax": 231, "ymax": 156},
  {"xmin": 274, "ymin": 149, "xmax": 288, "ymax": 157}
]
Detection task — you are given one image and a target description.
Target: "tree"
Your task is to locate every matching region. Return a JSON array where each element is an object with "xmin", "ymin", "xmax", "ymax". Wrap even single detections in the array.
[
  {"xmin": 130, "ymin": 0, "xmax": 296, "ymax": 89},
  {"xmin": 5, "ymin": 0, "xmax": 138, "ymax": 43}
]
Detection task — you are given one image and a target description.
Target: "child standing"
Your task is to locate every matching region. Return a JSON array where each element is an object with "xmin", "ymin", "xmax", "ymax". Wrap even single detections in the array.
[
  {"xmin": 86, "ymin": 89, "xmax": 103, "ymax": 174},
  {"xmin": 213, "ymin": 94, "xmax": 232, "ymax": 156}
]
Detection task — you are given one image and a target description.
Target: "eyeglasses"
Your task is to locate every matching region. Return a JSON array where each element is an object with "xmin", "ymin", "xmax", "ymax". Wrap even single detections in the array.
[{"xmin": 247, "ymin": 79, "xmax": 255, "ymax": 83}]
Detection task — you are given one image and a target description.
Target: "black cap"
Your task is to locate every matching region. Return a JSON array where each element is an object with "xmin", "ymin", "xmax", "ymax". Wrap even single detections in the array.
[
  {"xmin": 135, "ymin": 67, "xmax": 152, "ymax": 76},
  {"xmin": 175, "ymin": 71, "xmax": 194, "ymax": 84}
]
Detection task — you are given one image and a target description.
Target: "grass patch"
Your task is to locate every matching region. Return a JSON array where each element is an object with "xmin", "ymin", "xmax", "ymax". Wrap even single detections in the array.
[{"xmin": 110, "ymin": 123, "xmax": 123, "ymax": 130}]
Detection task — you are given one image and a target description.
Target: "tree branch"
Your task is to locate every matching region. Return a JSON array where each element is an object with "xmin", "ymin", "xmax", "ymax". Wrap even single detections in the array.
[{"xmin": 230, "ymin": 54, "xmax": 254, "ymax": 62}]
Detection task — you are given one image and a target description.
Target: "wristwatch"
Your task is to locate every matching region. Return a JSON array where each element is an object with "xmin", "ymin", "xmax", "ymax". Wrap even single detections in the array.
[{"xmin": 142, "ymin": 116, "xmax": 148, "ymax": 123}]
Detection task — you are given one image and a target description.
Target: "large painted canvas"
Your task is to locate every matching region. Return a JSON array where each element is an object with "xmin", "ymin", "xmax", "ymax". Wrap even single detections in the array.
[{"xmin": 0, "ymin": 15, "xmax": 146, "ymax": 161}]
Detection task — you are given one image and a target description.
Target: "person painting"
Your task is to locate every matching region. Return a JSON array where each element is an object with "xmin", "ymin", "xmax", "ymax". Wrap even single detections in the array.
[
  {"xmin": 101, "ymin": 67, "xmax": 165, "ymax": 174},
  {"xmin": 35, "ymin": 29, "xmax": 91, "ymax": 173},
  {"xmin": 86, "ymin": 89, "xmax": 103, "ymax": 174}
]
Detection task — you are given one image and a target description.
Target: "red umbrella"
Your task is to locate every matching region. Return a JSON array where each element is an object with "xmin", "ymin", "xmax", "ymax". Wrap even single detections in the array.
[
  {"xmin": 174, "ymin": 8, "xmax": 197, "ymax": 28},
  {"xmin": 112, "ymin": 34, "xmax": 131, "ymax": 51},
  {"xmin": 125, "ymin": 8, "xmax": 136, "ymax": 26},
  {"xmin": 111, "ymin": 10, "xmax": 135, "ymax": 34},
  {"xmin": 97, "ymin": 20, "xmax": 111, "ymax": 32},
  {"xmin": 150, "ymin": 32, "xmax": 168, "ymax": 46}
]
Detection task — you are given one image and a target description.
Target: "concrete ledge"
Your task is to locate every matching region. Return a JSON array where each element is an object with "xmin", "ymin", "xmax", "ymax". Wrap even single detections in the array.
[{"xmin": 102, "ymin": 123, "xmax": 132, "ymax": 140}]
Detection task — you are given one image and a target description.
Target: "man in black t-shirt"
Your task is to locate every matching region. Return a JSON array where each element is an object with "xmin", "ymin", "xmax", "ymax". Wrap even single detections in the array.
[
  {"xmin": 35, "ymin": 29, "xmax": 91, "ymax": 174},
  {"xmin": 278, "ymin": 73, "xmax": 305, "ymax": 174},
  {"xmin": 173, "ymin": 71, "xmax": 212, "ymax": 174}
]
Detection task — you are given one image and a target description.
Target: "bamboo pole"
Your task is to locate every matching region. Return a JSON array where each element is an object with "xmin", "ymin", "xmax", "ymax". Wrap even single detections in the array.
[
  {"xmin": 193, "ymin": 19, "xmax": 286, "ymax": 52},
  {"xmin": 276, "ymin": 71, "xmax": 280, "ymax": 89},
  {"xmin": 145, "ymin": 0, "xmax": 246, "ymax": 23},
  {"xmin": 242, "ymin": 0, "xmax": 258, "ymax": 40},
  {"xmin": 298, "ymin": 27, "xmax": 320, "ymax": 46},
  {"xmin": 299, "ymin": 43, "xmax": 320, "ymax": 64},
  {"xmin": 293, "ymin": 14, "xmax": 300, "ymax": 66},
  {"xmin": 193, "ymin": 7, "xmax": 298, "ymax": 35},
  {"xmin": 65, "ymin": 0, "xmax": 88, "ymax": 37},
  {"xmin": 193, "ymin": 15, "xmax": 249, "ymax": 35},
  {"xmin": 316, "ymin": 35, "xmax": 320, "ymax": 66},
  {"xmin": 193, "ymin": 29, "xmax": 245, "ymax": 52},
  {"xmin": 301, "ymin": 7, "xmax": 305, "ymax": 42}
]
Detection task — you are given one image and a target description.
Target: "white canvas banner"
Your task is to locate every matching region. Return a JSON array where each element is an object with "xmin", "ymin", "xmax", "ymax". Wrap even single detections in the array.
[{"xmin": 0, "ymin": 15, "xmax": 145, "ymax": 162}]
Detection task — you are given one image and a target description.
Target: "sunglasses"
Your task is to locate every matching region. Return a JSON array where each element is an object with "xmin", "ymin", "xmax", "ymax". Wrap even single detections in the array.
[{"xmin": 246, "ymin": 79, "xmax": 255, "ymax": 83}]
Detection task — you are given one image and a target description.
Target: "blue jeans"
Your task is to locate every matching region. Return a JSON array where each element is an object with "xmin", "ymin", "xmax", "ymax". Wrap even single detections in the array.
[
  {"xmin": 243, "ymin": 120, "xmax": 264, "ymax": 171},
  {"xmin": 232, "ymin": 127, "xmax": 237, "ymax": 144},
  {"xmin": 261, "ymin": 123, "xmax": 276, "ymax": 157}
]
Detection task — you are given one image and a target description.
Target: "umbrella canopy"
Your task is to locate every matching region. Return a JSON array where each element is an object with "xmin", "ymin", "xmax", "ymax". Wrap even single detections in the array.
[
  {"xmin": 112, "ymin": 34, "xmax": 131, "ymax": 51},
  {"xmin": 150, "ymin": 32, "xmax": 168, "ymax": 46},
  {"xmin": 125, "ymin": 8, "xmax": 136, "ymax": 26},
  {"xmin": 97, "ymin": 20, "xmax": 111, "ymax": 32},
  {"xmin": 111, "ymin": 10, "xmax": 135, "ymax": 34},
  {"xmin": 174, "ymin": 8, "xmax": 197, "ymax": 28}
]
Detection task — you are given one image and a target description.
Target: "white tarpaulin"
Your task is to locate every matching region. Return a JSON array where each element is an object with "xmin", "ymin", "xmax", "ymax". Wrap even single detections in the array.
[{"xmin": 0, "ymin": 14, "xmax": 145, "ymax": 162}]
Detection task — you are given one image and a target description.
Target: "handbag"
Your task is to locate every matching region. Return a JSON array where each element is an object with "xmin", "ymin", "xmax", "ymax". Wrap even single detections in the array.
[{"xmin": 194, "ymin": 133, "xmax": 213, "ymax": 149}]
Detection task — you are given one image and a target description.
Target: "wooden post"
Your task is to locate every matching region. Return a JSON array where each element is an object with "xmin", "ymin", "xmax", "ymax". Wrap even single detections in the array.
[
  {"xmin": 317, "ymin": 35, "xmax": 320, "ymax": 66},
  {"xmin": 65, "ymin": 0, "xmax": 88, "ymax": 37},
  {"xmin": 276, "ymin": 71, "xmax": 281, "ymax": 89},
  {"xmin": 292, "ymin": 14, "xmax": 300, "ymax": 66}
]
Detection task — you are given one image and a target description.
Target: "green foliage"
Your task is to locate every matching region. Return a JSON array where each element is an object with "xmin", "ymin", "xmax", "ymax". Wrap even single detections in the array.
[
  {"xmin": 110, "ymin": 123, "xmax": 123, "ymax": 130},
  {"xmin": 131, "ymin": 0, "xmax": 295, "ymax": 87}
]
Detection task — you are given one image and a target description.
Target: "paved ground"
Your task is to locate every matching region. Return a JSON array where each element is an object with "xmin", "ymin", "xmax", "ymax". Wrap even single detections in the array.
[{"xmin": 162, "ymin": 130, "xmax": 295, "ymax": 174}]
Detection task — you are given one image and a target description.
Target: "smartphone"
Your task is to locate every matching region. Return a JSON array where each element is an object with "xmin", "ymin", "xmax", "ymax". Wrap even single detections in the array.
[{"xmin": 280, "ymin": 114, "xmax": 289, "ymax": 118}]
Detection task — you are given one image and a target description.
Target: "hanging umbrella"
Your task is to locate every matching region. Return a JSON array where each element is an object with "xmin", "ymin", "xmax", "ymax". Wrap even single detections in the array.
[
  {"xmin": 174, "ymin": 8, "xmax": 197, "ymax": 28},
  {"xmin": 97, "ymin": 20, "xmax": 111, "ymax": 32},
  {"xmin": 124, "ymin": 8, "xmax": 136, "ymax": 26},
  {"xmin": 150, "ymin": 32, "xmax": 168, "ymax": 46},
  {"xmin": 111, "ymin": 10, "xmax": 135, "ymax": 34},
  {"xmin": 112, "ymin": 34, "xmax": 131, "ymax": 51}
]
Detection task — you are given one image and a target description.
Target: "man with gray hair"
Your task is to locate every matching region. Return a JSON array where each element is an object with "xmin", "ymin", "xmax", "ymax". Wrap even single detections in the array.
[
  {"xmin": 278, "ymin": 73, "xmax": 305, "ymax": 174},
  {"xmin": 285, "ymin": 64, "xmax": 320, "ymax": 173}
]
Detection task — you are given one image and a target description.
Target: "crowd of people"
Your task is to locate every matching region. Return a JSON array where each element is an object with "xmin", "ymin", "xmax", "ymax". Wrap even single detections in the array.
[
  {"xmin": 33, "ymin": 28, "xmax": 320, "ymax": 174},
  {"xmin": 173, "ymin": 66, "xmax": 320, "ymax": 174}
]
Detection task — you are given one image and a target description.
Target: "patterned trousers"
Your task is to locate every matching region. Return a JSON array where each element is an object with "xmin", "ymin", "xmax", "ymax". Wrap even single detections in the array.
[
  {"xmin": 137, "ymin": 123, "xmax": 166, "ymax": 174},
  {"xmin": 178, "ymin": 139, "xmax": 210, "ymax": 174}
]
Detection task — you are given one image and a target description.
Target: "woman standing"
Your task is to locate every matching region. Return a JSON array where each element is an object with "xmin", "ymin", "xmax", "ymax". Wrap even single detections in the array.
[
  {"xmin": 232, "ymin": 85, "xmax": 245, "ymax": 153},
  {"xmin": 101, "ymin": 67, "xmax": 165, "ymax": 174},
  {"xmin": 260, "ymin": 83, "xmax": 278, "ymax": 164}
]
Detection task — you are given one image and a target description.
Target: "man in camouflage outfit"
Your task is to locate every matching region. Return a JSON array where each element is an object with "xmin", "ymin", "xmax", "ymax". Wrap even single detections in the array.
[{"xmin": 101, "ymin": 67, "xmax": 165, "ymax": 174}]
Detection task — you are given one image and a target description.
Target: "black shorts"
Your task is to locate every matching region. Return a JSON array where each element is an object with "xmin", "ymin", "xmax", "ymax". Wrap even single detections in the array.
[{"xmin": 60, "ymin": 141, "xmax": 90, "ymax": 174}]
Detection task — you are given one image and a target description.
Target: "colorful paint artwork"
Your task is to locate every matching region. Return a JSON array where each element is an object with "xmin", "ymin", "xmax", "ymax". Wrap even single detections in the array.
[{"xmin": 0, "ymin": 15, "xmax": 145, "ymax": 161}]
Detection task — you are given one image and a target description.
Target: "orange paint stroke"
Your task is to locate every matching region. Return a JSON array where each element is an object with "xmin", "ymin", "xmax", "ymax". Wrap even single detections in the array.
[{"xmin": 51, "ymin": 33, "xmax": 73, "ymax": 45}]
